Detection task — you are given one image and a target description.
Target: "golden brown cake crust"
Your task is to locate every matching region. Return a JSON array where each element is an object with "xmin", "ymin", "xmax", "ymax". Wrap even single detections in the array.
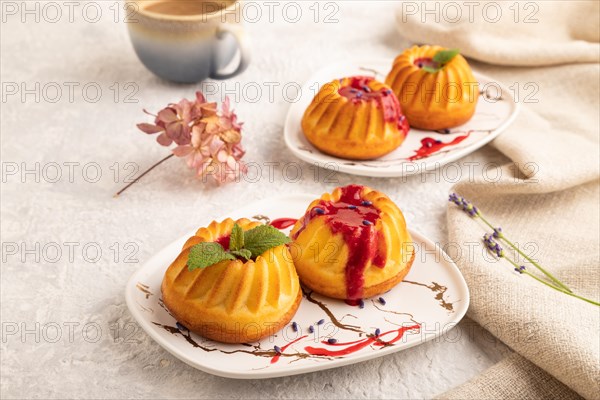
[
  {"xmin": 301, "ymin": 76, "xmax": 409, "ymax": 160},
  {"xmin": 385, "ymin": 45, "xmax": 478, "ymax": 131},
  {"xmin": 290, "ymin": 185, "xmax": 415, "ymax": 301},
  {"xmin": 298, "ymin": 247, "xmax": 416, "ymax": 300},
  {"xmin": 160, "ymin": 218, "xmax": 302, "ymax": 344},
  {"xmin": 161, "ymin": 281, "xmax": 302, "ymax": 343}
]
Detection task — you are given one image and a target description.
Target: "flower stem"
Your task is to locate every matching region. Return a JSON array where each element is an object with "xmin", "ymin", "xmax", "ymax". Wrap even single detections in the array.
[
  {"xmin": 477, "ymin": 213, "xmax": 573, "ymax": 293},
  {"xmin": 358, "ymin": 67, "xmax": 384, "ymax": 79},
  {"xmin": 503, "ymin": 257, "xmax": 599, "ymax": 306},
  {"xmin": 114, "ymin": 153, "xmax": 174, "ymax": 197}
]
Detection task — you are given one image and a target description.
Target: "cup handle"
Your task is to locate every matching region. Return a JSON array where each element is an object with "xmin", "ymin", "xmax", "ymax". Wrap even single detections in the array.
[{"xmin": 210, "ymin": 24, "xmax": 251, "ymax": 80}]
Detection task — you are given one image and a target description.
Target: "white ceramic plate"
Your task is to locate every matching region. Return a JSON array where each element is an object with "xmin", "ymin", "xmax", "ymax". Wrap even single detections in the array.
[
  {"xmin": 284, "ymin": 59, "xmax": 519, "ymax": 177},
  {"xmin": 125, "ymin": 194, "xmax": 469, "ymax": 379}
]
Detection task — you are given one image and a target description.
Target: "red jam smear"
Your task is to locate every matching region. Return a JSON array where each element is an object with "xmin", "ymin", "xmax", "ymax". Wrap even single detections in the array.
[
  {"xmin": 337, "ymin": 76, "xmax": 408, "ymax": 132},
  {"xmin": 304, "ymin": 325, "xmax": 420, "ymax": 357},
  {"xmin": 270, "ymin": 335, "xmax": 308, "ymax": 364},
  {"xmin": 215, "ymin": 235, "xmax": 230, "ymax": 249},
  {"xmin": 414, "ymin": 57, "xmax": 438, "ymax": 69},
  {"xmin": 270, "ymin": 218, "xmax": 298, "ymax": 230},
  {"xmin": 408, "ymin": 133, "xmax": 470, "ymax": 161},
  {"xmin": 292, "ymin": 184, "xmax": 387, "ymax": 300}
]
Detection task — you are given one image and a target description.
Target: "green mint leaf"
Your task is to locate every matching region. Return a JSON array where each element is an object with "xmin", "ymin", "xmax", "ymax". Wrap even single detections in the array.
[
  {"xmin": 230, "ymin": 249, "xmax": 252, "ymax": 261},
  {"xmin": 422, "ymin": 65, "xmax": 440, "ymax": 73},
  {"xmin": 243, "ymin": 225, "xmax": 291, "ymax": 259},
  {"xmin": 187, "ymin": 242, "xmax": 235, "ymax": 271},
  {"xmin": 432, "ymin": 48, "xmax": 460, "ymax": 65},
  {"xmin": 229, "ymin": 223, "xmax": 244, "ymax": 251}
]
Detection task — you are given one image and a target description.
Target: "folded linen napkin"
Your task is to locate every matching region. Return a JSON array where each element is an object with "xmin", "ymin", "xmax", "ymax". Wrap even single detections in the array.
[{"xmin": 395, "ymin": 1, "xmax": 600, "ymax": 398}]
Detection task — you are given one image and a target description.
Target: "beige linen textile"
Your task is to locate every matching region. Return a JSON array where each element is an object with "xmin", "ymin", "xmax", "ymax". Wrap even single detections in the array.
[{"xmin": 396, "ymin": 1, "xmax": 600, "ymax": 399}]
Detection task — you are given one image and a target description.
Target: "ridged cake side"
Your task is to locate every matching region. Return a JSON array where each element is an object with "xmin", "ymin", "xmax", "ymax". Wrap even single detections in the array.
[
  {"xmin": 385, "ymin": 45, "xmax": 479, "ymax": 130},
  {"xmin": 301, "ymin": 76, "xmax": 409, "ymax": 160},
  {"xmin": 161, "ymin": 218, "xmax": 301, "ymax": 343},
  {"xmin": 290, "ymin": 185, "xmax": 414, "ymax": 300}
]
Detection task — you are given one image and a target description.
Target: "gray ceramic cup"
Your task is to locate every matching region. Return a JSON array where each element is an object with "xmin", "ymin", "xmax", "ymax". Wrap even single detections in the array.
[{"xmin": 127, "ymin": 0, "xmax": 250, "ymax": 83}]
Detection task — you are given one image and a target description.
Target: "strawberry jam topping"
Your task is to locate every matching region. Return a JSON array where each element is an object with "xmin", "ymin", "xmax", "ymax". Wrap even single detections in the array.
[
  {"xmin": 292, "ymin": 185, "xmax": 387, "ymax": 300},
  {"xmin": 215, "ymin": 235, "xmax": 230, "ymax": 249},
  {"xmin": 270, "ymin": 218, "xmax": 298, "ymax": 230},
  {"xmin": 337, "ymin": 76, "xmax": 409, "ymax": 132}
]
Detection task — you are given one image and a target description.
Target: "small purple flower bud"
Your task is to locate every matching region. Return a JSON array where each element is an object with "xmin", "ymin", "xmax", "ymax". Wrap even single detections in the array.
[
  {"xmin": 291, "ymin": 322, "xmax": 298, "ymax": 332},
  {"xmin": 375, "ymin": 328, "xmax": 381, "ymax": 336},
  {"xmin": 520, "ymin": 266, "xmax": 526, "ymax": 271},
  {"xmin": 361, "ymin": 200, "xmax": 372, "ymax": 206},
  {"xmin": 327, "ymin": 338, "xmax": 338, "ymax": 344},
  {"xmin": 348, "ymin": 205, "xmax": 357, "ymax": 209},
  {"xmin": 317, "ymin": 319, "xmax": 325, "ymax": 325},
  {"xmin": 176, "ymin": 322, "xmax": 187, "ymax": 331},
  {"xmin": 359, "ymin": 299, "xmax": 365, "ymax": 309},
  {"xmin": 308, "ymin": 325, "xmax": 314, "ymax": 333},
  {"xmin": 274, "ymin": 345, "xmax": 282, "ymax": 354},
  {"xmin": 314, "ymin": 207, "xmax": 325, "ymax": 215},
  {"xmin": 362, "ymin": 220, "xmax": 372, "ymax": 226},
  {"xmin": 378, "ymin": 297, "xmax": 386, "ymax": 305}
]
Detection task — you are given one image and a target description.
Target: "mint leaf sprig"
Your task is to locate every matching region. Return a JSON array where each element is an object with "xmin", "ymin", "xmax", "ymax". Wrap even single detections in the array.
[
  {"xmin": 433, "ymin": 48, "xmax": 460, "ymax": 65},
  {"xmin": 187, "ymin": 223, "xmax": 291, "ymax": 271},
  {"xmin": 422, "ymin": 48, "xmax": 460, "ymax": 73},
  {"xmin": 449, "ymin": 193, "xmax": 599, "ymax": 307}
]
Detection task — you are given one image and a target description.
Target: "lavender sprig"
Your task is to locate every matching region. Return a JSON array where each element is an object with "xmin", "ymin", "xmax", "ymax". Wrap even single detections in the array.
[
  {"xmin": 482, "ymin": 234, "xmax": 599, "ymax": 306},
  {"xmin": 449, "ymin": 193, "xmax": 573, "ymax": 293},
  {"xmin": 450, "ymin": 193, "xmax": 598, "ymax": 306}
]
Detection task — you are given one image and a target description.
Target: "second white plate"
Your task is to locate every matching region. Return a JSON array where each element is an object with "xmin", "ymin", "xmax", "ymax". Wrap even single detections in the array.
[{"xmin": 284, "ymin": 59, "xmax": 519, "ymax": 177}]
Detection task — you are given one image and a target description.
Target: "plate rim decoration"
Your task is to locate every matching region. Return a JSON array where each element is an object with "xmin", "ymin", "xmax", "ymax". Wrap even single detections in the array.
[
  {"xmin": 125, "ymin": 194, "xmax": 470, "ymax": 379},
  {"xmin": 283, "ymin": 58, "xmax": 520, "ymax": 178}
]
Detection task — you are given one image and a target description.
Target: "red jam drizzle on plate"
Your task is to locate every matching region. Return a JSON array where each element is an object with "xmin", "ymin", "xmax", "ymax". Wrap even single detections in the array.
[
  {"xmin": 408, "ymin": 133, "xmax": 470, "ymax": 161},
  {"xmin": 270, "ymin": 335, "xmax": 308, "ymax": 364},
  {"xmin": 292, "ymin": 184, "xmax": 387, "ymax": 301},
  {"xmin": 270, "ymin": 218, "xmax": 298, "ymax": 230},
  {"xmin": 337, "ymin": 76, "xmax": 408, "ymax": 131},
  {"xmin": 304, "ymin": 325, "xmax": 420, "ymax": 357}
]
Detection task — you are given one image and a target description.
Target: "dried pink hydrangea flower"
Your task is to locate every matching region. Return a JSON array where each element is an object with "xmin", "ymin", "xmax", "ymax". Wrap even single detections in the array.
[{"xmin": 136, "ymin": 92, "xmax": 246, "ymax": 185}]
